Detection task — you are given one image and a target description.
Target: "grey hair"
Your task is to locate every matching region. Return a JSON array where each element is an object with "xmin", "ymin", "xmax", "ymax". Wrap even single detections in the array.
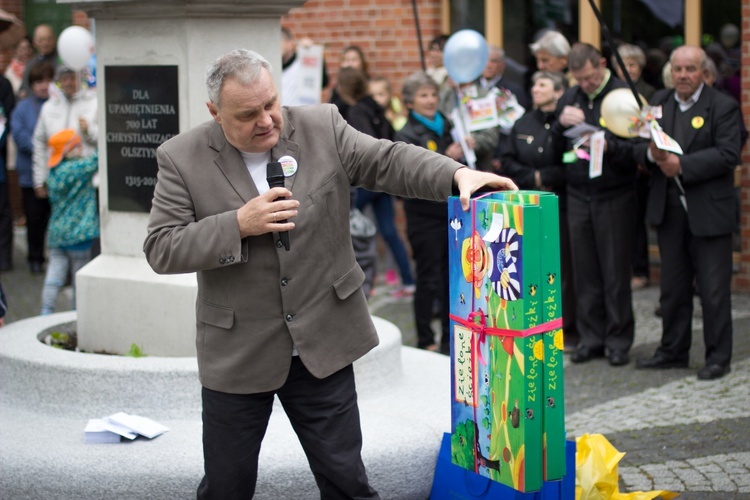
[
  {"xmin": 704, "ymin": 56, "xmax": 718, "ymax": 81},
  {"xmin": 531, "ymin": 70, "xmax": 568, "ymax": 91},
  {"xmin": 568, "ymin": 42, "xmax": 601, "ymax": 71},
  {"xmin": 662, "ymin": 62, "xmax": 673, "ymax": 89},
  {"xmin": 529, "ymin": 31, "xmax": 571, "ymax": 58},
  {"xmin": 488, "ymin": 45, "xmax": 505, "ymax": 61},
  {"xmin": 668, "ymin": 46, "xmax": 708, "ymax": 70},
  {"xmin": 614, "ymin": 44, "xmax": 646, "ymax": 69},
  {"xmin": 205, "ymin": 49, "xmax": 272, "ymax": 107},
  {"xmin": 401, "ymin": 71, "xmax": 439, "ymax": 106}
]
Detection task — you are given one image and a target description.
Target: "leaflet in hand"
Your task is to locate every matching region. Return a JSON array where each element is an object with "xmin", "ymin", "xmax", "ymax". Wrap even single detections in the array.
[
  {"xmin": 563, "ymin": 122, "xmax": 600, "ymax": 139},
  {"xmin": 649, "ymin": 119, "xmax": 683, "ymax": 155}
]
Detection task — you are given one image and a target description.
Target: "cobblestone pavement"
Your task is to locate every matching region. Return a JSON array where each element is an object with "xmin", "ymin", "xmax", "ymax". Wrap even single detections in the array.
[
  {"xmin": 3, "ymin": 227, "xmax": 749, "ymax": 498},
  {"xmin": 368, "ymin": 266, "xmax": 750, "ymax": 499}
]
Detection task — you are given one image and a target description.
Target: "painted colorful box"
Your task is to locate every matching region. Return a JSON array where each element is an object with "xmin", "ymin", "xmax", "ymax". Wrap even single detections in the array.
[
  {"xmin": 487, "ymin": 191, "xmax": 566, "ymax": 481},
  {"xmin": 430, "ymin": 433, "xmax": 577, "ymax": 499},
  {"xmin": 448, "ymin": 193, "xmax": 552, "ymax": 493}
]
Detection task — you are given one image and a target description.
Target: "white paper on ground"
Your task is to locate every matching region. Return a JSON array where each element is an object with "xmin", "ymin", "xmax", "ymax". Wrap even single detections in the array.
[
  {"xmin": 84, "ymin": 418, "xmax": 134, "ymax": 442},
  {"xmin": 105, "ymin": 412, "xmax": 170, "ymax": 439}
]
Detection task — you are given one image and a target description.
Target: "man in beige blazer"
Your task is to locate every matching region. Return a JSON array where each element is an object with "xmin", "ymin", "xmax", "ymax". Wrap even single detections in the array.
[{"xmin": 144, "ymin": 49, "xmax": 516, "ymax": 499}]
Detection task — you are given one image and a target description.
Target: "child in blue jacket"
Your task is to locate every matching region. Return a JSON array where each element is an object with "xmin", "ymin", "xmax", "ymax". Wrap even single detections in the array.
[{"xmin": 40, "ymin": 129, "xmax": 99, "ymax": 315}]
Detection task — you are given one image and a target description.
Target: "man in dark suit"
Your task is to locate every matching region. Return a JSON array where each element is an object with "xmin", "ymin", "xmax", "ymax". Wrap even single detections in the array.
[
  {"xmin": 635, "ymin": 46, "xmax": 741, "ymax": 380},
  {"xmin": 551, "ymin": 43, "xmax": 638, "ymax": 367},
  {"xmin": 480, "ymin": 46, "xmax": 530, "ymax": 110},
  {"xmin": 144, "ymin": 48, "xmax": 517, "ymax": 499}
]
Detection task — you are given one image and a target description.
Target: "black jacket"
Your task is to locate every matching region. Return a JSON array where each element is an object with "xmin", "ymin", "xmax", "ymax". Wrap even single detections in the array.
[
  {"xmin": 501, "ymin": 108, "xmax": 567, "ymax": 208},
  {"xmin": 633, "ymin": 85, "xmax": 741, "ymax": 236},
  {"xmin": 347, "ymin": 95, "xmax": 393, "ymax": 141},
  {"xmin": 551, "ymin": 74, "xmax": 638, "ymax": 199},
  {"xmin": 395, "ymin": 112, "xmax": 454, "ymax": 218}
]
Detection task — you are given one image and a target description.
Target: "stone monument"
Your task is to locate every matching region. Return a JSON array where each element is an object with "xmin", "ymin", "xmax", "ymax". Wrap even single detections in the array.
[{"xmin": 65, "ymin": 0, "xmax": 307, "ymax": 356}]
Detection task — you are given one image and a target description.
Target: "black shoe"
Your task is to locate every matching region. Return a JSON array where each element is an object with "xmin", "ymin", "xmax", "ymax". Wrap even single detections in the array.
[
  {"xmin": 697, "ymin": 364, "xmax": 730, "ymax": 380},
  {"xmin": 29, "ymin": 261, "xmax": 45, "ymax": 274},
  {"xmin": 571, "ymin": 346, "xmax": 605, "ymax": 363},
  {"xmin": 563, "ymin": 331, "xmax": 579, "ymax": 353},
  {"xmin": 635, "ymin": 354, "xmax": 688, "ymax": 369},
  {"xmin": 608, "ymin": 350, "xmax": 630, "ymax": 366},
  {"xmin": 563, "ymin": 342, "xmax": 577, "ymax": 354}
]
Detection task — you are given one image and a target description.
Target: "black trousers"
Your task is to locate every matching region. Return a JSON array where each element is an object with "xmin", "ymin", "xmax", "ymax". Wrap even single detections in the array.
[
  {"xmin": 632, "ymin": 172, "xmax": 651, "ymax": 278},
  {"xmin": 0, "ymin": 181, "xmax": 13, "ymax": 269},
  {"xmin": 559, "ymin": 209, "xmax": 577, "ymax": 342},
  {"xmin": 197, "ymin": 358, "xmax": 379, "ymax": 500},
  {"xmin": 656, "ymin": 189, "xmax": 733, "ymax": 367},
  {"xmin": 567, "ymin": 190, "xmax": 635, "ymax": 352},
  {"xmin": 21, "ymin": 187, "xmax": 50, "ymax": 264},
  {"xmin": 405, "ymin": 210, "xmax": 449, "ymax": 350}
]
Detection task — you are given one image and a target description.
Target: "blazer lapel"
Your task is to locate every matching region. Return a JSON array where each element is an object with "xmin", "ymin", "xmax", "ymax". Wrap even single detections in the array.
[
  {"xmin": 271, "ymin": 110, "xmax": 301, "ymax": 191},
  {"xmin": 208, "ymin": 121, "xmax": 258, "ymax": 202},
  {"xmin": 659, "ymin": 91, "xmax": 677, "ymax": 137},
  {"xmin": 679, "ymin": 89, "xmax": 711, "ymax": 153}
]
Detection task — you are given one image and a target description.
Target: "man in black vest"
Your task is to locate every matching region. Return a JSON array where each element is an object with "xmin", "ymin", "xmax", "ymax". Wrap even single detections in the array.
[{"xmin": 635, "ymin": 46, "xmax": 741, "ymax": 380}]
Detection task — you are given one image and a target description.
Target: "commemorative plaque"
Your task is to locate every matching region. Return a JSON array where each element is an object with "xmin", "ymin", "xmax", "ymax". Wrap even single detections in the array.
[{"xmin": 105, "ymin": 65, "xmax": 179, "ymax": 212}]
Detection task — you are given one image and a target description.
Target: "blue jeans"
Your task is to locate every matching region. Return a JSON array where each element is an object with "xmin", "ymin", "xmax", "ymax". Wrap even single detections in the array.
[
  {"xmin": 41, "ymin": 246, "xmax": 92, "ymax": 315},
  {"xmin": 355, "ymin": 189, "xmax": 414, "ymax": 286}
]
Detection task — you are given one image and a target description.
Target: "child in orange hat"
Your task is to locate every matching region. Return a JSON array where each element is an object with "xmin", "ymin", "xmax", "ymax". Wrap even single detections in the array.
[{"xmin": 40, "ymin": 129, "xmax": 99, "ymax": 315}]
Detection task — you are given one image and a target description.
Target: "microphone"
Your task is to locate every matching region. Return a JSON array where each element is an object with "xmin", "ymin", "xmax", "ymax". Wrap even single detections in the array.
[{"xmin": 266, "ymin": 161, "xmax": 290, "ymax": 251}]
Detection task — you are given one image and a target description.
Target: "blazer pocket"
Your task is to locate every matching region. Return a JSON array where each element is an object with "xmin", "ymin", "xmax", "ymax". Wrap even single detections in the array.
[
  {"xmin": 332, "ymin": 264, "xmax": 365, "ymax": 300},
  {"xmin": 196, "ymin": 299, "xmax": 235, "ymax": 329},
  {"xmin": 710, "ymin": 190, "xmax": 733, "ymax": 201},
  {"xmin": 309, "ymin": 172, "xmax": 337, "ymax": 204}
]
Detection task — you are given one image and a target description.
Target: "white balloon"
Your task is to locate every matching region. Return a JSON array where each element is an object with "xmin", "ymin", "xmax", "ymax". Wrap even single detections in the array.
[
  {"xmin": 600, "ymin": 88, "xmax": 647, "ymax": 138},
  {"xmin": 58, "ymin": 26, "xmax": 94, "ymax": 71}
]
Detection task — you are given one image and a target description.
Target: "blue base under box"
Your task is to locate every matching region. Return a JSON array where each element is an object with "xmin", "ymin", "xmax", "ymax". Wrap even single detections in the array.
[{"xmin": 430, "ymin": 433, "xmax": 575, "ymax": 499}]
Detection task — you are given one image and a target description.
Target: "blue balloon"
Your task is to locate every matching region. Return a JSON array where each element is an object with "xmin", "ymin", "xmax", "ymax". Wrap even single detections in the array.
[{"xmin": 443, "ymin": 30, "xmax": 489, "ymax": 84}]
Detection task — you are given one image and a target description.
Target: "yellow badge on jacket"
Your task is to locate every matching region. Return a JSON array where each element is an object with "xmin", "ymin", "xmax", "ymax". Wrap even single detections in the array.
[
  {"xmin": 426, "ymin": 140, "xmax": 438, "ymax": 152},
  {"xmin": 691, "ymin": 116, "xmax": 704, "ymax": 129}
]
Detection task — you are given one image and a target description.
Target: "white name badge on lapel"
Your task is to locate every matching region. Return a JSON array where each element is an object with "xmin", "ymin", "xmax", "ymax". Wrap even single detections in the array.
[{"xmin": 279, "ymin": 155, "xmax": 298, "ymax": 177}]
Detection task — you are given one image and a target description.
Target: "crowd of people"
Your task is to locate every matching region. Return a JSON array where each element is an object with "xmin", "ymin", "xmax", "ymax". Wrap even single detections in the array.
[
  {"xmin": 279, "ymin": 25, "xmax": 742, "ymax": 380},
  {"xmin": 0, "ymin": 23, "xmax": 99, "ymax": 317},
  {"xmin": 0, "ymin": 20, "xmax": 739, "ymax": 381},
  {"xmin": 0, "ymin": 17, "xmax": 741, "ymax": 499}
]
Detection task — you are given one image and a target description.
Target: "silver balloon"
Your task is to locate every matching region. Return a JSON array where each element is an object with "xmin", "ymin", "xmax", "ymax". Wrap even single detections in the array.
[
  {"xmin": 600, "ymin": 88, "xmax": 647, "ymax": 138},
  {"xmin": 443, "ymin": 30, "xmax": 489, "ymax": 84}
]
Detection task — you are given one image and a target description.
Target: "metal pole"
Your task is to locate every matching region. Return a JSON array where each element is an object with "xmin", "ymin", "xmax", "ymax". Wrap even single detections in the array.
[
  {"xmin": 411, "ymin": 0, "xmax": 427, "ymax": 71},
  {"xmin": 586, "ymin": 0, "xmax": 644, "ymax": 108},
  {"xmin": 586, "ymin": 0, "xmax": 687, "ymax": 207}
]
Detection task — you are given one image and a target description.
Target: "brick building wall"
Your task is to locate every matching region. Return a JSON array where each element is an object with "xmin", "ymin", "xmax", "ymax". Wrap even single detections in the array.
[
  {"xmin": 282, "ymin": 0, "xmax": 443, "ymax": 102},
  {"xmin": 739, "ymin": 0, "xmax": 750, "ymax": 289},
  {"xmin": 281, "ymin": 0, "xmax": 443, "ymax": 268},
  {"xmin": 282, "ymin": 0, "xmax": 444, "ymax": 269}
]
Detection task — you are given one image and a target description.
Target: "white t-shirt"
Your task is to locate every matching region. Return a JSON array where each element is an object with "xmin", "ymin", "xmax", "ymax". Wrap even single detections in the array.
[{"xmin": 239, "ymin": 150, "xmax": 271, "ymax": 193}]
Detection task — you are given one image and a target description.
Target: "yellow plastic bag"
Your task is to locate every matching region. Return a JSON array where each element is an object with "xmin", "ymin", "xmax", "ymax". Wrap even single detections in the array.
[{"xmin": 576, "ymin": 433, "xmax": 679, "ymax": 500}]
